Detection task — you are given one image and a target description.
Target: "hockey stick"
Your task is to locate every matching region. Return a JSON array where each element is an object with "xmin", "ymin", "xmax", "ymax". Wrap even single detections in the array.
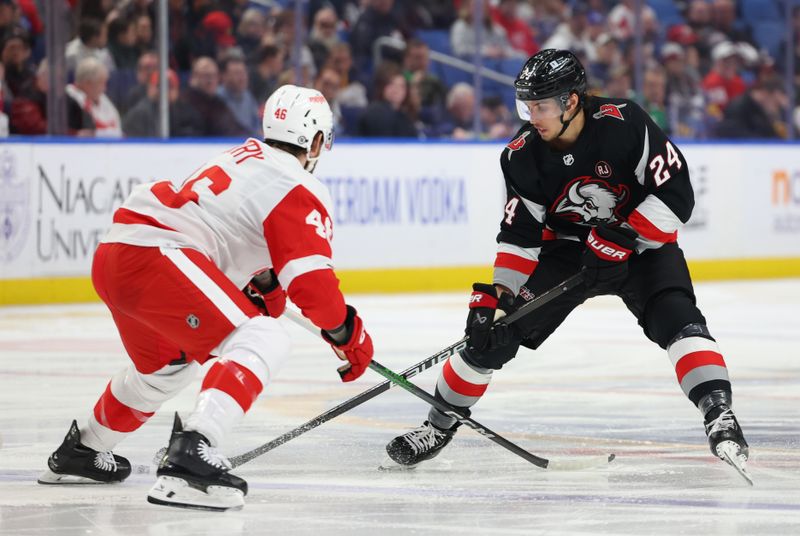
[
  {"xmin": 282, "ymin": 304, "xmax": 614, "ymax": 471},
  {"xmin": 228, "ymin": 272, "xmax": 585, "ymax": 468}
]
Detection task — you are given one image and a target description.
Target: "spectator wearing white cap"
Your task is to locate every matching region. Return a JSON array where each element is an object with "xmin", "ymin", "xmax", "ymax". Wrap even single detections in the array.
[
  {"xmin": 664, "ymin": 43, "xmax": 703, "ymax": 100},
  {"xmin": 701, "ymin": 40, "xmax": 746, "ymax": 119}
]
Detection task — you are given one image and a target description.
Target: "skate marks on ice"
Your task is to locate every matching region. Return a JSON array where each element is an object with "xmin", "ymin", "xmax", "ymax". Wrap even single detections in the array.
[{"xmin": 0, "ymin": 280, "xmax": 799, "ymax": 534}]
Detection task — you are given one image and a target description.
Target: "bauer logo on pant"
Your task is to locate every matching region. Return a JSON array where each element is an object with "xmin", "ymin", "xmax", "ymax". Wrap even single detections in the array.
[{"xmin": 186, "ymin": 314, "xmax": 200, "ymax": 329}]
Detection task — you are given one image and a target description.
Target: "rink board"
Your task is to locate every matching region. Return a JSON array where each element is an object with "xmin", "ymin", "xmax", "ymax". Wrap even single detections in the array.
[{"xmin": 1, "ymin": 140, "xmax": 799, "ymax": 304}]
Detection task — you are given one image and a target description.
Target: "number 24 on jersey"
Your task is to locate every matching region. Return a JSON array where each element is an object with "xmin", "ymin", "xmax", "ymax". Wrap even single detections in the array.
[{"xmin": 649, "ymin": 141, "xmax": 682, "ymax": 187}]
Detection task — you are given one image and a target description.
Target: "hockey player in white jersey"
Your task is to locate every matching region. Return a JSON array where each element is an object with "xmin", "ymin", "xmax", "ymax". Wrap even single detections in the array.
[{"xmin": 38, "ymin": 85, "xmax": 374, "ymax": 511}]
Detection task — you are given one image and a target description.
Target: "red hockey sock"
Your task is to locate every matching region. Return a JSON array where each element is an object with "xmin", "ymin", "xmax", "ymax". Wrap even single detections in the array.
[
  {"xmin": 93, "ymin": 382, "xmax": 155, "ymax": 433},
  {"xmin": 201, "ymin": 360, "xmax": 264, "ymax": 412}
]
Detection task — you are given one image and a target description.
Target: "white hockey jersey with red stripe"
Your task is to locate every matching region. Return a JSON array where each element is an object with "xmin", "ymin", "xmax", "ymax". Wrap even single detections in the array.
[{"xmin": 103, "ymin": 138, "xmax": 346, "ymax": 330}]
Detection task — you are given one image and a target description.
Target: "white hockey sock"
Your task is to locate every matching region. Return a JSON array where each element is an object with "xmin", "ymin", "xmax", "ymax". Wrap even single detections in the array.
[
  {"xmin": 429, "ymin": 352, "xmax": 493, "ymax": 429},
  {"xmin": 184, "ymin": 389, "xmax": 245, "ymax": 448}
]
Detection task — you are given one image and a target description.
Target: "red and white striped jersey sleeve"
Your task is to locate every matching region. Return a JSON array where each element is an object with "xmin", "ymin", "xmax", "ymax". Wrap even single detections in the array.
[
  {"xmin": 627, "ymin": 105, "xmax": 695, "ymax": 251},
  {"xmin": 493, "ymin": 197, "xmax": 543, "ymax": 296},
  {"xmin": 627, "ymin": 194, "xmax": 682, "ymax": 249},
  {"xmin": 262, "ymin": 184, "xmax": 347, "ymax": 331},
  {"xmin": 494, "ymin": 127, "xmax": 547, "ymax": 296}
]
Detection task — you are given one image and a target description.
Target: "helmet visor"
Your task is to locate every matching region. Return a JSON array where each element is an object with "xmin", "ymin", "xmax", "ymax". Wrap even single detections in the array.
[{"xmin": 515, "ymin": 97, "xmax": 564, "ymax": 121}]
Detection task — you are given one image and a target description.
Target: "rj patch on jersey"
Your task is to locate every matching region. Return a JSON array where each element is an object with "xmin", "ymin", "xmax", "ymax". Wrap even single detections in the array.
[{"xmin": 592, "ymin": 103, "xmax": 627, "ymax": 121}]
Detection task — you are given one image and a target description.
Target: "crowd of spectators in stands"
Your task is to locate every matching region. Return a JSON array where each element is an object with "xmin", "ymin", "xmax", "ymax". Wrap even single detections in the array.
[{"xmin": 0, "ymin": 0, "xmax": 797, "ymax": 140}]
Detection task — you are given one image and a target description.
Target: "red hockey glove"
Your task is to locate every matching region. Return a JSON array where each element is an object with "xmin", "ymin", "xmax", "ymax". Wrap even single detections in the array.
[
  {"xmin": 321, "ymin": 305, "xmax": 374, "ymax": 382},
  {"xmin": 245, "ymin": 269, "xmax": 286, "ymax": 318},
  {"xmin": 465, "ymin": 283, "xmax": 516, "ymax": 353},
  {"xmin": 581, "ymin": 225, "xmax": 638, "ymax": 292}
]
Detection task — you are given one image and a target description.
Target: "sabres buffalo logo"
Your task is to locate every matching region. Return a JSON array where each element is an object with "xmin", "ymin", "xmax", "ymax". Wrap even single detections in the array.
[{"xmin": 552, "ymin": 177, "xmax": 629, "ymax": 225}]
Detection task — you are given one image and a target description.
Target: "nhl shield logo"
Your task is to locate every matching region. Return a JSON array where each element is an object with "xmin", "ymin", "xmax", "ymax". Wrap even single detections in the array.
[
  {"xmin": 563, "ymin": 154, "xmax": 574, "ymax": 166},
  {"xmin": 186, "ymin": 314, "xmax": 200, "ymax": 329},
  {"xmin": 0, "ymin": 150, "xmax": 31, "ymax": 263}
]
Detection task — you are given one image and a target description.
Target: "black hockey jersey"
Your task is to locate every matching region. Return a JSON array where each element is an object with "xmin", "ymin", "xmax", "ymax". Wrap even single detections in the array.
[{"xmin": 494, "ymin": 96, "xmax": 694, "ymax": 295}]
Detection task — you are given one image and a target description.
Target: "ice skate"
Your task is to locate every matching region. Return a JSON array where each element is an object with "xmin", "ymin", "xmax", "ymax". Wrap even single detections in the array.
[
  {"xmin": 381, "ymin": 420, "xmax": 457, "ymax": 470},
  {"xmin": 705, "ymin": 405, "xmax": 752, "ymax": 485},
  {"xmin": 38, "ymin": 420, "xmax": 131, "ymax": 485},
  {"xmin": 147, "ymin": 413, "xmax": 247, "ymax": 511}
]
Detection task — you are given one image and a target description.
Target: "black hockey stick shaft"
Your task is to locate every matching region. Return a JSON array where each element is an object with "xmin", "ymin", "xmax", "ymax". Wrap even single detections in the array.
[
  {"xmin": 494, "ymin": 271, "xmax": 584, "ymax": 324},
  {"xmin": 282, "ymin": 309, "xmax": 563, "ymax": 469},
  {"xmin": 229, "ymin": 335, "xmax": 466, "ymax": 467},
  {"xmin": 229, "ymin": 272, "xmax": 584, "ymax": 468}
]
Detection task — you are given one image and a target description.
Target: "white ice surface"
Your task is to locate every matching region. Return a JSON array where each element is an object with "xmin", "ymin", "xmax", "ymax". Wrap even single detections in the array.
[{"xmin": 1, "ymin": 279, "xmax": 799, "ymax": 535}]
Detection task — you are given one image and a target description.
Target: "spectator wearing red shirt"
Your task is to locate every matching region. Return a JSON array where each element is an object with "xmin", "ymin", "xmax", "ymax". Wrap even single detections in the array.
[
  {"xmin": 702, "ymin": 41, "xmax": 746, "ymax": 119},
  {"xmin": 9, "ymin": 57, "xmax": 46, "ymax": 134},
  {"xmin": 491, "ymin": 0, "xmax": 538, "ymax": 56}
]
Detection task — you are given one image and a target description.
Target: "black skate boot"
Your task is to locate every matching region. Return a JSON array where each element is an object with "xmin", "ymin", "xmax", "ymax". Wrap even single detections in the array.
[
  {"xmin": 383, "ymin": 420, "xmax": 458, "ymax": 469},
  {"xmin": 147, "ymin": 413, "xmax": 247, "ymax": 511},
  {"xmin": 701, "ymin": 391, "xmax": 752, "ymax": 484},
  {"xmin": 38, "ymin": 420, "xmax": 131, "ymax": 485},
  {"xmin": 705, "ymin": 405, "xmax": 749, "ymax": 461}
]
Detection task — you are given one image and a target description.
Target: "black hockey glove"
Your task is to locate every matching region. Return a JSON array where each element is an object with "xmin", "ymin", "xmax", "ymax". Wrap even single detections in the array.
[
  {"xmin": 581, "ymin": 224, "xmax": 638, "ymax": 292},
  {"xmin": 465, "ymin": 283, "xmax": 516, "ymax": 353}
]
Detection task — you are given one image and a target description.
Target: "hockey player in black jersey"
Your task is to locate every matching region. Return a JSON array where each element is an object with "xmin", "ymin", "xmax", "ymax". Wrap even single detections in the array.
[{"xmin": 386, "ymin": 49, "xmax": 750, "ymax": 481}]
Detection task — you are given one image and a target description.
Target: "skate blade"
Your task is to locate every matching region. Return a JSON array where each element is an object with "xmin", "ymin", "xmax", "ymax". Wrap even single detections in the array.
[
  {"xmin": 147, "ymin": 476, "xmax": 245, "ymax": 512},
  {"xmin": 37, "ymin": 469, "xmax": 120, "ymax": 485},
  {"xmin": 717, "ymin": 441, "xmax": 753, "ymax": 486},
  {"xmin": 377, "ymin": 456, "xmax": 417, "ymax": 472}
]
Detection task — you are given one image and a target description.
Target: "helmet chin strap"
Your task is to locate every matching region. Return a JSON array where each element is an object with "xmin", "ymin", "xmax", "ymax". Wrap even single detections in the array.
[
  {"xmin": 304, "ymin": 133, "xmax": 323, "ymax": 173},
  {"xmin": 304, "ymin": 156, "xmax": 319, "ymax": 173},
  {"xmin": 555, "ymin": 103, "xmax": 581, "ymax": 139}
]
